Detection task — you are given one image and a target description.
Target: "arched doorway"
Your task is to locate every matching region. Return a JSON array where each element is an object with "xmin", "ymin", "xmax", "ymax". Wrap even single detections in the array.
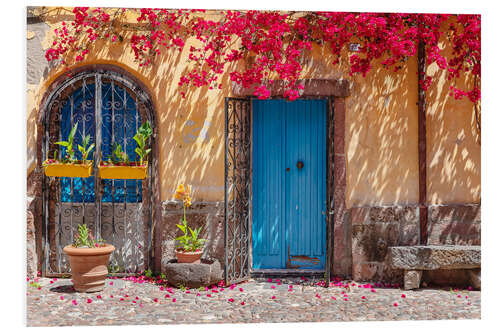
[{"xmin": 41, "ymin": 68, "xmax": 156, "ymax": 276}]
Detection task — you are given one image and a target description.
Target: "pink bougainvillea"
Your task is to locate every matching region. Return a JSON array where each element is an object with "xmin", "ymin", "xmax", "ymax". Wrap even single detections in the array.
[{"xmin": 45, "ymin": 8, "xmax": 480, "ymax": 103}]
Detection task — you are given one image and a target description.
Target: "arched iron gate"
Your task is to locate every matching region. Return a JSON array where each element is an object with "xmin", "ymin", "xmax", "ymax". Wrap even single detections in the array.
[{"xmin": 41, "ymin": 70, "xmax": 155, "ymax": 276}]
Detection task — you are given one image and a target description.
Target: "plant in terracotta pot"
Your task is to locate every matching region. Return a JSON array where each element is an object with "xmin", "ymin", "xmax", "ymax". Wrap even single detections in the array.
[
  {"xmin": 174, "ymin": 184, "xmax": 207, "ymax": 263},
  {"xmin": 98, "ymin": 120, "xmax": 152, "ymax": 179},
  {"xmin": 43, "ymin": 122, "xmax": 95, "ymax": 178},
  {"xmin": 63, "ymin": 224, "xmax": 115, "ymax": 292}
]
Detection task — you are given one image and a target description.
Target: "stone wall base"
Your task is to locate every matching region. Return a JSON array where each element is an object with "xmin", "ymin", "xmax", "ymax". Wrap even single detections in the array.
[
  {"xmin": 350, "ymin": 204, "xmax": 481, "ymax": 284},
  {"xmin": 27, "ymin": 193, "xmax": 481, "ymax": 284}
]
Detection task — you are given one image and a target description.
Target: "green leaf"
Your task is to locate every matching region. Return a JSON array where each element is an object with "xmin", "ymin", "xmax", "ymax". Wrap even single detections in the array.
[
  {"xmin": 176, "ymin": 224, "xmax": 186, "ymax": 233},
  {"xmin": 189, "ymin": 227, "xmax": 196, "ymax": 240},
  {"xmin": 68, "ymin": 122, "xmax": 78, "ymax": 142},
  {"xmin": 55, "ymin": 141, "xmax": 69, "ymax": 147},
  {"xmin": 135, "ymin": 147, "xmax": 143, "ymax": 157}
]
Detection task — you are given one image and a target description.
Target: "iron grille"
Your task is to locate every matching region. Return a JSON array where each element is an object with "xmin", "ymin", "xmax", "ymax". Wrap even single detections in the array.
[{"xmin": 224, "ymin": 97, "xmax": 251, "ymax": 285}]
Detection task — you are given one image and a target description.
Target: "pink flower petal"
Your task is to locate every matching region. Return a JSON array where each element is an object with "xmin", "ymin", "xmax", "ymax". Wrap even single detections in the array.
[
  {"xmin": 154, "ymin": 298, "xmax": 158, "ymax": 303},
  {"xmin": 393, "ymin": 302, "xmax": 398, "ymax": 307},
  {"xmin": 271, "ymin": 296, "xmax": 276, "ymax": 299},
  {"xmin": 60, "ymin": 296, "xmax": 64, "ymax": 300},
  {"xmin": 172, "ymin": 298, "xmax": 176, "ymax": 302},
  {"xmin": 401, "ymin": 294, "xmax": 406, "ymax": 298},
  {"xmin": 228, "ymin": 298, "xmax": 234, "ymax": 303},
  {"xmin": 240, "ymin": 301, "xmax": 245, "ymax": 305},
  {"xmin": 72, "ymin": 299, "xmax": 78, "ymax": 305}
]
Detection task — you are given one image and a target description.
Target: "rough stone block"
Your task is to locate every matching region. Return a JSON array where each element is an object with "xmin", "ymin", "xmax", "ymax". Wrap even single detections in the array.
[
  {"xmin": 26, "ymin": 196, "xmax": 38, "ymax": 279},
  {"xmin": 164, "ymin": 259, "xmax": 223, "ymax": 288},
  {"xmin": 390, "ymin": 245, "xmax": 481, "ymax": 270},
  {"xmin": 404, "ymin": 270, "xmax": 422, "ymax": 290}
]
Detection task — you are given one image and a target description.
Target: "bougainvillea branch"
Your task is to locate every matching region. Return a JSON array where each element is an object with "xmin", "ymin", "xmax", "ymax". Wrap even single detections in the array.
[{"xmin": 44, "ymin": 8, "xmax": 480, "ymax": 104}]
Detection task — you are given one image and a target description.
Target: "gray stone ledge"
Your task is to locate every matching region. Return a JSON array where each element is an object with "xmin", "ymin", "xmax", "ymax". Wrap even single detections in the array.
[{"xmin": 389, "ymin": 245, "xmax": 481, "ymax": 270}]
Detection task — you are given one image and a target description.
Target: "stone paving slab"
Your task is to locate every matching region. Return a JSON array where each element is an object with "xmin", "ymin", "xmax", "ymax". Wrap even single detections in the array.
[{"xmin": 26, "ymin": 277, "xmax": 480, "ymax": 326}]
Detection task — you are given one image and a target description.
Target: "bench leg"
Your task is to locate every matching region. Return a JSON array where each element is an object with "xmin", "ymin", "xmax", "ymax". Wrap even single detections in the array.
[
  {"xmin": 404, "ymin": 270, "xmax": 422, "ymax": 290},
  {"xmin": 468, "ymin": 268, "xmax": 481, "ymax": 290}
]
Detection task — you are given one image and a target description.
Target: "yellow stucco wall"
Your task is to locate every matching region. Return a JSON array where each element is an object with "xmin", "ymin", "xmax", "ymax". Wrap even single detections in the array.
[{"xmin": 26, "ymin": 8, "xmax": 480, "ymax": 206}]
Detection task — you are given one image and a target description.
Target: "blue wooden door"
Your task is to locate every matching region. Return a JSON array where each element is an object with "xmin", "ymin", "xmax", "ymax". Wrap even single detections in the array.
[{"xmin": 252, "ymin": 99, "xmax": 326, "ymax": 270}]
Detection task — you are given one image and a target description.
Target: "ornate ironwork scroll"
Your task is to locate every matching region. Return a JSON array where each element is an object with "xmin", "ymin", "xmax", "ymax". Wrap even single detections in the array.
[
  {"xmin": 224, "ymin": 97, "xmax": 251, "ymax": 285},
  {"xmin": 41, "ymin": 70, "xmax": 155, "ymax": 276}
]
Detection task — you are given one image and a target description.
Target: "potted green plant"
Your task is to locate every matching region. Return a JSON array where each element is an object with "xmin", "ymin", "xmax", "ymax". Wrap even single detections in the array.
[
  {"xmin": 43, "ymin": 122, "xmax": 95, "ymax": 178},
  {"xmin": 174, "ymin": 184, "xmax": 207, "ymax": 263},
  {"xmin": 98, "ymin": 120, "xmax": 152, "ymax": 179},
  {"xmin": 63, "ymin": 224, "xmax": 115, "ymax": 292}
]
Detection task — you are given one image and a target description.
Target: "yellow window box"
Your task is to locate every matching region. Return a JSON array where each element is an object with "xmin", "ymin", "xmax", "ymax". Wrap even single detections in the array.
[
  {"xmin": 98, "ymin": 162, "xmax": 148, "ymax": 180},
  {"xmin": 43, "ymin": 161, "xmax": 94, "ymax": 178}
]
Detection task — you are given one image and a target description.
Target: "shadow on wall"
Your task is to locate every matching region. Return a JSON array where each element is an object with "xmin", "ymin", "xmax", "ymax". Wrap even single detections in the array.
[
  {"xmin": 425, "ymin": 39, "xmax": 480, "ymax": 205},
  {"xmin": 49, "ymin": 15, "xmax": 241, "ymax": 203},
  {"xmin": 301, "ymin": 36, "xmax": 480, "ymax": 208},
  {"xmin": 345, "ymin": 60, "xmax": 419, "ymax": 207}
]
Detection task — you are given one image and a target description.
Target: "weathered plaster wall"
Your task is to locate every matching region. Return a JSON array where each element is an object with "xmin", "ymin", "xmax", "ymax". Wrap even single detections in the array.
[
  {"xmin": 27, "ymin": 8, "xmax": 481, "ymax": 282},
  {"xmin": 27, "ymin": 8, "xmax": 480, "ymax": 207}
]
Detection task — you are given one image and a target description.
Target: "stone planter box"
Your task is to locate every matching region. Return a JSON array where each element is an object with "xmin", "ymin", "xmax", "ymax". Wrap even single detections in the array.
[{"xmin": 164, "ymin": 259, "xmax": 222, "ymax": 288}]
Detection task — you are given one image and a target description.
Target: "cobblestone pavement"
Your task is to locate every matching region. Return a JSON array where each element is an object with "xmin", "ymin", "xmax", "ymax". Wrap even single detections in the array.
[{"xmin": 26, "ymin": 277, "xmax": 480, "ymax": 326}]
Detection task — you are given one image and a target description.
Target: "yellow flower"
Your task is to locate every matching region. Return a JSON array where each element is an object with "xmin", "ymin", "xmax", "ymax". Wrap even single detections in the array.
[
  {"xmin": 175, "ymin": 183, "xmax": 186, "ymax": 200},
  {"xmin": 184, "ymin": 197, "xmax": 192, "ymax": 208}
]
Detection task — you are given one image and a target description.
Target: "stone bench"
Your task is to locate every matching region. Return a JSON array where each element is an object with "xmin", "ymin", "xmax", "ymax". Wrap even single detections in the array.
[{"xmin": 389, "ymin": 245, "xmax": 481, "ymax": 290}]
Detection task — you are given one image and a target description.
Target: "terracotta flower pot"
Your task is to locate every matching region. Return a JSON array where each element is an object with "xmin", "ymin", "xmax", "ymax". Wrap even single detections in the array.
[
  {"xmin": 175, "ymin": 249, "xmax": 203, "ymax": 264},
  {"xmin": 63, "ymin": 244, "xmax": 115, "ymax": 292}
]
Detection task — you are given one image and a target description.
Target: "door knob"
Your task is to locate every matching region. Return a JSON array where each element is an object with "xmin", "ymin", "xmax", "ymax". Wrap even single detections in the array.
[{"xmin": 296, "ymin": 161, "xmax": 304, "ymax": 169}]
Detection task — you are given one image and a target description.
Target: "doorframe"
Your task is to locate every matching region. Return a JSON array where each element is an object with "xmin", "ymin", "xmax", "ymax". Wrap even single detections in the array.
[
  {"xmin": 231, "ymin": 79, "xmax": 350, "ymax": 280},
  {"xmin": 36, "ymin": 64, "xmax": 160, "ymax": 277}
]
